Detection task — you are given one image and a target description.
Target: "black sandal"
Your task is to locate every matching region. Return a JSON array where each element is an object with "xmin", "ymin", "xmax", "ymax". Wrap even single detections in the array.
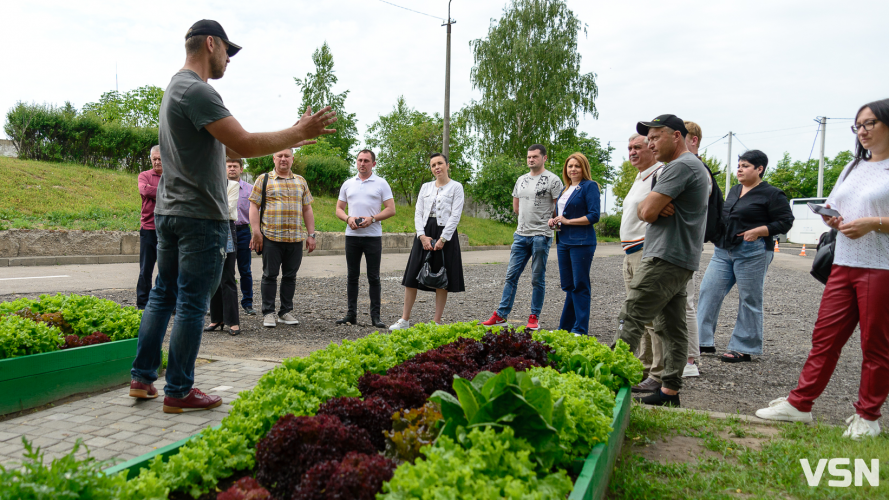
[
  {"xmin": 203, "ymin": 323, "xmax": 223, "ymax": 332},
  {"xmin": 720, "ymin": 351, "xmax": 751, "ymax": 363},
  {"xmin": 700, "ymin": 346, "xmax": 717, "ymax": 354},
  {"xmin": 228, "ymin": 327, "xmax": 240, "ymax": 336}
]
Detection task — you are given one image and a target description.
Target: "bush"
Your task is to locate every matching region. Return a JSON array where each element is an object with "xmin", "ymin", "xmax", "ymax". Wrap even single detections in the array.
[
  {"xmin": 467, "ymin": 155, "xmax": 526, "ymax": 224},
  {"xmin": 303, "ymin": 155, "xmax": 351, "ymax": 196},
  {"xmin": 245, "ymin": 155, "xmax": 307, "ymax": 180},
  {"xmin": 594, "ymin": 212, "xmax": 621, "ymax": 238}
]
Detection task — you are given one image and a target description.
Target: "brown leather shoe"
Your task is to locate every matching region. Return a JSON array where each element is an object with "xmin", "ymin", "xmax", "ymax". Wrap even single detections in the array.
[
  {"xmin": 129, "ymin": 380, "xmax": 159, "ymax": 399},
  {"xmin": 163, "ymin": 388, "xmax": 222, "ymax": 413}
]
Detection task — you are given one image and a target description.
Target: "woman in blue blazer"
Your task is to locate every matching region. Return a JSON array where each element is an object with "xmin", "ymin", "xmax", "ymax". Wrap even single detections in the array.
[{"xmin": 548, "ymin": 153, "xmax": 601, "ymax": 336}]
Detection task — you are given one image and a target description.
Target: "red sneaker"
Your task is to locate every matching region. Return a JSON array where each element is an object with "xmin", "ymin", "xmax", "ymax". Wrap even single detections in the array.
[
  {"xmin": 129, "ymin": 380, "xmax": 158, "ymax": 399},
  {"xmin": 482, "ymin": 312, "xmax": 507, "ymax": 328},
  {"xmin": 526, "ymin": 314, "xmax": 539, "ymax": 330},
  {"xmin": 163, "ymin": 388, "xmax": 223, "ymax": 413}
]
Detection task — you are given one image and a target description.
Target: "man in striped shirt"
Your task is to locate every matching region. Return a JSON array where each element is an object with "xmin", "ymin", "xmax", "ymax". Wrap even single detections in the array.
[{"xmin": 248, "ymin": 148, "xmax": 317, "ymax": 328}]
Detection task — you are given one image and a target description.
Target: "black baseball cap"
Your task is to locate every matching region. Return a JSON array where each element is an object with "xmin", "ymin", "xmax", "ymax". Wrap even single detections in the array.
[
  {"xmin": 185, "ymin": 20, "xmax": 242, "ymax": 57},
  {"xmin": 636, "ymin": 114, "xmax": 688, "ymax": 137}
]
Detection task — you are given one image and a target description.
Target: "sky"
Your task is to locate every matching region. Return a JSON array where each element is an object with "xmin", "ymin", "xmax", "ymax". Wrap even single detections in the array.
[{"xmin": 3, "ymin": 0, "xmax": 887, "ymax": 210}]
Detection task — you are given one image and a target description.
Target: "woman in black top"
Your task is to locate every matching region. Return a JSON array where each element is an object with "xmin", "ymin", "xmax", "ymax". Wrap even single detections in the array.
[{"xmin": 697, "ymin": 150, "xmax": 794, "ymax": 362}]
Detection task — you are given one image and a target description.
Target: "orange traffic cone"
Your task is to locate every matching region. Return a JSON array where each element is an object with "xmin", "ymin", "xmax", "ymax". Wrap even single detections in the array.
[
  {"xmin": 799, "ymin": 244, "xmax": 807, "ymax": 257},
  {"xmin": 774, "ymin": 241, "xmax": 781, "ymax": 253}
]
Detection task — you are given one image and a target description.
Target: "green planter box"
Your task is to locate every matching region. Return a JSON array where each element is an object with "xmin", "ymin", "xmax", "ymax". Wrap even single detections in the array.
[
  {"xmin": 569, "ymin": 385, "xmax": 632, "ymax": 500},
  {"xmin": 0, "ymin": 338, "xmax": 138, "ymax": 415}
]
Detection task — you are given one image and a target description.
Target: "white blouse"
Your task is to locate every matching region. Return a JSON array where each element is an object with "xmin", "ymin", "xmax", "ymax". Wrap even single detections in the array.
[
  {"xmin": 826, "ymin": 158, "xmax": 889, "ymax": 270},
  {"xmin": 415, "ymin": 180, "xmax": 465, "ymax": 242},
  {"xmin": 557, "ymin": 185, "xmax": 579, "ymax": 216},
  {"xmin": 226, "ymin": 180, "xmax": 239, "ymax": 221}
]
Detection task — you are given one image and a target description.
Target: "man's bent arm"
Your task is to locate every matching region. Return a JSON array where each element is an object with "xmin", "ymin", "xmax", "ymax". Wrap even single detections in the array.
[
  {"xmin": 374, "ymin": 199, "xmax": 396, "ymax": 221},
  {"xmin": 335, "ymin": 200, "xmax": 350, "ymax": 222},
  {"xmin": 205, "ymin": 107, "xmax": 337, "ymax": 159},
  {"xmin": 637, "ymin": 192, "xmax": 673, "ymax": 223}
]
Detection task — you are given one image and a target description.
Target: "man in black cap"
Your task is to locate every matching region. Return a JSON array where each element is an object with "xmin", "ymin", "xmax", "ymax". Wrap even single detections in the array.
[
  {"xmin": 616, "ymin": 114, "xmax": 710, "ymax": 407},
  {"xmin": 129, "ymin": 19, "xmax": 337, "ymax": 413}
]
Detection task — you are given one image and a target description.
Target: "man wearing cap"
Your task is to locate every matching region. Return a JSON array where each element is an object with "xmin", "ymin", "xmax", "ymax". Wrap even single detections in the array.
[
  {"xmin": 616, "ymin": 114, "xmax": 710, "ymax": 407},
  {"xmin": 129, "ymin": 19, "xmax": 337, "ymax": 413}
]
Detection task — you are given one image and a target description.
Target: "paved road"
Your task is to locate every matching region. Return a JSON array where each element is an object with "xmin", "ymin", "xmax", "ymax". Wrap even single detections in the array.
[{"xmin": 0, "ymin": 244, "xmax": 815, "ymax": 297}]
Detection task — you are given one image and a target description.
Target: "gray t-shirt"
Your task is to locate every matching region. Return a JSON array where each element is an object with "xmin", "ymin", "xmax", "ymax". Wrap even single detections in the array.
[
  {"xmin": 155, "ymin": 70, "xmax": 233, "ymax": 220},
  {"xmin": 512, "ymin": 170, "xmax": 563, "ymax": 237},
  {"xmin": 642, "ymin": 152, "xmax": 710, "ymax": 271}
]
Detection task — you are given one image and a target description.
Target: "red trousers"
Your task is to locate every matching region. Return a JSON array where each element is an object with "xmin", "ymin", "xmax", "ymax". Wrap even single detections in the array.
[{"xmin": 788, "ymin": 265, "xmax": 889, "ymax": 420}]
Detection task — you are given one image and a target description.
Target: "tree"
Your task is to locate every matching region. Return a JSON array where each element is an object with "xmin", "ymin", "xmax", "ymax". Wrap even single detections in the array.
[
  {"xmin": 81, "ymin": 85, "xmax": 164, "ymax": 128},
  {"xmin": 764, "ymin": 151, "xmax": 851, "ymax": 200},
  {"xmin": 365, "ymin": 96, "xmax": 471, "ymax": 205},
  {"xmin": 548, "ymin": 130, "xmax": 614, "ymax": 187},
  {"xmin": 294, "ymin": 42, "xmax": 358, "ymax": 163},
  {"xmin": 611, "ymin": 160, "xmax": 636, "ymax": 209},
  {"xmin": 467, "ymin": 155, "xmax": 527, "ymax": 224},
  {"xmin": 466, "ymin": 0, "xmax": 598, "ymax": 161}
]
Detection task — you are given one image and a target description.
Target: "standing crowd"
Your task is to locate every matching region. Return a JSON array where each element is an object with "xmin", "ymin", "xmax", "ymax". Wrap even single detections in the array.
[{"xmin": 129, "ymin": 19, "xmax": 889, "ymax": 441}]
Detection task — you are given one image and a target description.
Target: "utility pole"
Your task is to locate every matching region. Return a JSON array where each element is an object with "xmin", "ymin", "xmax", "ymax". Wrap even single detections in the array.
[
  {"xmin": 442, "ymin": 0, "xmax": 455, "ymax": 158},
  {"xmin": 817, "ymin": 116, "xmax": 826, "ymax": 198},
  {"xmin": 725, "ymin": 132, "xmax": 733, "ymax": 195}
]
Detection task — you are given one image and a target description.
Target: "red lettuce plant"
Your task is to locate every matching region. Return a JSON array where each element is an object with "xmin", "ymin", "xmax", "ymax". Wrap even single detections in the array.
[
  {"xmin": 217, "ymin": 477, "xmax": 271, "ymax": 500},
  {"xmin": 292, "ymin": 452, "xmax": 396, "ymax": 500},
  {"xmin": 316, "ymin": 397, "xmax": 393, "ymax": 451},
  {"xmin": 255, "ymin": 414, "xmax": 375, "ymax": 499},
  {"xmin": 481, "ymin": 356, "xmax": 542, "ymax": 373},
  {"xmin": 480, "ymin": 329, "xmax": 552, "ymax": 367},
  {"xmin": 383, "ymin": 402, "xmax": 444, "ymax": 464},
  {"xmin": 356, "ymin": 373, "xmax": 427, "ymax": 411},
  {"xmin": 385, "ymin": 361, "xmax": 459, "ymax": 396},
  {"xmin": 60, "ymin": 332, "xmax": 111, "ymax": 349}
]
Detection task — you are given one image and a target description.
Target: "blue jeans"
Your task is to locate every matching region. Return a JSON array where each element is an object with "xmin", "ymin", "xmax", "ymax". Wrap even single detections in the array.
[
  {"xmin": 557, "ymin": 243, "xmax": 596, "ymax": 335},
  {"xmin": 697, "ymin": 239, "xmax": 774, "ymax": 355},
  {"xmin": 496, "ymin": 234, "xmax": 552, "ymax": 319},
  {"xmin": 235, "ymin": 225, "xmax": 254, "ymax": 309},
  {"xmin": 131, "ymin": 214, "xmax": 228, "ymax": 399}
]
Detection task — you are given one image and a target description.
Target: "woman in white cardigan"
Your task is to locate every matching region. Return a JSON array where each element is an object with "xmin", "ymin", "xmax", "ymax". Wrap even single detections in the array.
[{"xmin": 390, "ymin": 153, "xmax": 465, "ymax": 330}]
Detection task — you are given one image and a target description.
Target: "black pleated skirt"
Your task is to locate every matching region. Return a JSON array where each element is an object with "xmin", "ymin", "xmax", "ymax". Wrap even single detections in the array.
[{"xmin": 401, "ymin": 217, "xmax": 465, "ymax": 293}]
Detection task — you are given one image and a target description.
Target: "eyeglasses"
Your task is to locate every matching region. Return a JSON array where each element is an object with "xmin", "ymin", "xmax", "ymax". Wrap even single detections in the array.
[{"xmin": 851, "ymin": 119, "xmax": 878, "ymax": 133}]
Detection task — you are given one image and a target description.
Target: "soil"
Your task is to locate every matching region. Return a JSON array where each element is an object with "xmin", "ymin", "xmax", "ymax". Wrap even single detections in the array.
[{"xmin": 1, "ymin": 252, "xmax": 875, "ymax": 426}]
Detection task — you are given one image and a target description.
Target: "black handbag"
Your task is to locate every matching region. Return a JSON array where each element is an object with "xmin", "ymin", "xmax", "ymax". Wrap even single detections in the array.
[
  {"xmin": 417, "ymin": 243, "xmax": 448, "ymax": 289},
  {"xmin": 810, "ymin": 229, "xmax": 837, "ymax": 285}
]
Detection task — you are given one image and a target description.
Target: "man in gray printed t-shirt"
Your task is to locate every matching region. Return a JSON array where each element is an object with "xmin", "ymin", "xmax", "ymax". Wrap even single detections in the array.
[
  {"xmin": 481, "ymin": 144, "xmax": 563, "ymax": 331},
  {"xmin": 616, "ymin": 114, "xmax": 710, "ymax": 408},
  {"xmin": 129, "ymin": 19, "xmax": 338, "ymax": 414}
]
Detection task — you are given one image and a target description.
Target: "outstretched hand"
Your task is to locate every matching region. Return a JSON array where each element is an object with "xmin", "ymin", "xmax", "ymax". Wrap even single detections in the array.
[{"xmin": 293, "ymin": 106, "xmax": 337, "ymax": 142}]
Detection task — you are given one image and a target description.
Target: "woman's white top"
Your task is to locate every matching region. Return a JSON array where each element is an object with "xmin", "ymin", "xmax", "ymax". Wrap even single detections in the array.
[
  {"xmin": 826, "ymin": 158, "xmax": 889, "ymax": 270},
  {"xmin": 226, "ymin": 180, "xmax": 239, "ymax": 221},
  {"xmin": 415, "ymin": 180, "xmax": 464, "ymax": 242},
  {"xmin": 557, "ymin": 185, "xmax": 579, "ymax": 217}
]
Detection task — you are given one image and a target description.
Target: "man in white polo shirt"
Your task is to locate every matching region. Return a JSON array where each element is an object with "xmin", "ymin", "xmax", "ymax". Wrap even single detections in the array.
[{"xmin": 335, "ymin": 149, "xmax": 396, "ymax": 328}]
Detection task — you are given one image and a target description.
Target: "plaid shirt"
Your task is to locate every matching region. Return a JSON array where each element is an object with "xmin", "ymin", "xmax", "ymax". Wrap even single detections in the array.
[{"xmin": 248, "ymin": 171, "xmax": 314, "ymax": 243}]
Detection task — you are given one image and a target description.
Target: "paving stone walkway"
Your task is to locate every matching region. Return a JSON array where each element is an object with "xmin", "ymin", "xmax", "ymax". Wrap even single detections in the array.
[{"xmin": 0, "ymin": 357, "xmax": 277, "ymax": 467}]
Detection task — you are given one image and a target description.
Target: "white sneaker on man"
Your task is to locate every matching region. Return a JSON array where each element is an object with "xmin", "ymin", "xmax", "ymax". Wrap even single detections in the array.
[
  {"xmin": 682, "ymin": 361, "xmax": 700, "ymax": 378},
  {"xmin": 389, "ymin": 318, "xmax": 410, "ymax": 331},
  {"xmin": 278, "ymin": 312, "xmax": 300, "ymax": 325},
  {"xmin": 263, "ymin": 313, "xmax": 277, "ymax": 328},
  {"xmin": 843, "ymin": 414, "xmax": 880, "ymax": 440},
  {"xmin": 754, "ymin": 397, "xmax": 813, "ymax": 423}
]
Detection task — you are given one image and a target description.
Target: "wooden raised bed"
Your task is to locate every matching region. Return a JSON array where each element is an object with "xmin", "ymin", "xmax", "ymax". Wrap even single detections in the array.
[{"xmin": 0, "ymin": 338, "xmax": 138, "ymax": 415}]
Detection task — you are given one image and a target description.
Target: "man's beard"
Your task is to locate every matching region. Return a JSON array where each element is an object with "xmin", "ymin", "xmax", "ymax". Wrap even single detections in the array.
[{"xmin": 210, "ymin": 54, "xmax": 226, "ymax": 79}]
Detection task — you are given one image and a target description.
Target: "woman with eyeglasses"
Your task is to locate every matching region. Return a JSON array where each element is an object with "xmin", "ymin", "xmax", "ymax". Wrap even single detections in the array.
[
  {"xmin": 696, "ymin": 149, "xmax": 794, "ymax": 363},
  {"xmin": 756, "ymin": 98, "xmax": 889, "ymax": 440}
]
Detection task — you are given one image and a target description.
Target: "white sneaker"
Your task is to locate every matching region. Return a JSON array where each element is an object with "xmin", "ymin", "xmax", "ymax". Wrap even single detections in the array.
[
  {"xmin": 278, "ymin": 312, "xmax": 300, "ymax": 325},
  {"xmin": 389, "ymin": 318, "xmax": 410, "ymax": 331},
  {"xmin": 263, "ymin": 313, "xmax": 277, "ymax": 328},
  {"xmin": 682, "ymin": 361, "xmax": 700, "ymax": 378},
  {"xmin": 755, "ymin": 397, "xmax": 813, "ymax": 423},
  {"xmin": 843, "ymin": 414, "xmax": 880, "ymax": 440}
]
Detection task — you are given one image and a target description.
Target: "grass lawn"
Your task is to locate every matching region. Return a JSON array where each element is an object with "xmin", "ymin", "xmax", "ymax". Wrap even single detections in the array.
[
  {"xmin": 610, "ymin": 405, "xmax": 887, "ymax": 499},
  {"xmin": 0, "ymin": 157, "xmax": 626, "ymax": 246}
]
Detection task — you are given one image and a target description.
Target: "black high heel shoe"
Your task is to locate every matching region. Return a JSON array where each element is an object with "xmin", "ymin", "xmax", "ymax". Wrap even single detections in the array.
[{"xmin": 203, "ymin": 322, "xmax": 224, "ymax": 332}]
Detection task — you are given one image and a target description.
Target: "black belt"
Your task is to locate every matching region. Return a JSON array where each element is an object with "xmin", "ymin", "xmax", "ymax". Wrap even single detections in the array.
[{"xmin": 235, "ymin": 223, "xmax": 250, "ymax": 228}]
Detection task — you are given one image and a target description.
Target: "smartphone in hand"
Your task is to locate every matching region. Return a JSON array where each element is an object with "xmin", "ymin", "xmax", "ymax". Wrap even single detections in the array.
[{"xmin": 807, "ymin": 203, "xmax": 841, "ymax": 218}]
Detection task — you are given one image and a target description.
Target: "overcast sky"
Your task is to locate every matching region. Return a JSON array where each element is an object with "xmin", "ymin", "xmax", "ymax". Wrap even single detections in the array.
[{"xmin": 3, "ymin": 0, "xmax": 887, "ymax": 196}]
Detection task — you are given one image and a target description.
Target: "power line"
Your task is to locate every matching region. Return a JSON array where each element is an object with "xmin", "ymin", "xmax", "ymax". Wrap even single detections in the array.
[
  {"xmin": 732, "ymin": 134, "xmax": 751, "ymax": 152},
  {"xmin": 700, "ymin": 134, "xmax": 728, "ymax": 151},
  {"xmin": 377, "ymin": 0, "xmax": 442, "ymax": 20},
  {"xmin": 806, "ymin": 126, "xmax": 820, "ymax": 163}
]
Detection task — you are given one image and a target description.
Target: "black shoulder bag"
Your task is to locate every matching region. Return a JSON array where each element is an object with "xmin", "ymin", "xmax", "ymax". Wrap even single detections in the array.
[
  {"xmin": 416, "ymin": 242, "xmax": 448, "ymax": 289},
  {"xmin": 255, "ymin": 173, "xmax": 269, "ymax": 256},
  {"xmin": 810, "ymin": 229, "xmax": 837, "ymax": 285}
]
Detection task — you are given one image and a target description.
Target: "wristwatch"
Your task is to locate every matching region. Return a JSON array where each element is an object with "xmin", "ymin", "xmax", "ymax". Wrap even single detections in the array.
[
  {"xmin": 308, "ymin": 233, "xmax": 316, "ymax": 239},
  {"xmin": 371, "ymin": 216, "xmax": 377, "ymax": 223},
  {"xmin": 440, "ymin": 237, "xmax": 448, "ymax": 243}
]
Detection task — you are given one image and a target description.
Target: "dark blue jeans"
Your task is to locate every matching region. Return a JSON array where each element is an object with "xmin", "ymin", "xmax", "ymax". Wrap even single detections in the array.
[
  {"xmin": 557, "ymin": 243, "xmax": 596, "ymax": 335},
  {"xmin": 235, "ymin": 224, "xmax": 254, "ymax": 309},
  {"xmin": 496, "ymin": 234, "xmax": 552, "ymax": 319},
  {"xmin": 130, "ymin": 214, "xmax": 228, "ymax": 399},
  {"xmin": 136, "ymin": 228, "xmax": 158, "ymax": 309}
]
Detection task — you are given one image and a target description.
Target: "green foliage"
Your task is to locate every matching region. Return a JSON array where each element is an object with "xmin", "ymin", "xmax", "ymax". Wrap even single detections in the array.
[
  {"xmin": 383, "ymin": 402, "xmax": 444, "ymax": 464},
  {"xmin": 4, "ymin": 102, "xmax": 157, "ymax": 173},
  {"xmin": 548, "ymin": 130, "xmax": 615, "ymax": 187},
  {"xmin": 0, "ymin": 437, "xmax": 154, "ymax": 500},
  {"xmin": 593, "ymin": 213, "xmax": 621, "ymax": 238},
  {"xmin": 244, "ymin": 154, "xmax": 307, "ymax": 180},
  {"xmin": 301, "ymin": 154, "xmax": 352, "ymax": 196},
  {"xmin": 81, "ymin": 86, "xmax": 164, "ymax": 128},
  {"xmin": 379, "ymin": 427, "xmax": 574, "ymax": 500},
  {"xmin": 764, "ymin": 150, "xmax": 852, "ymax": 199},
  {"xmin": 467, "ymin": 0, "xmax": 598, "ymax": 161},
  {"xmin": 531, "ymin": 329, "xmax": 643, "ymax": 390},
  {"xmin": 466, "ymin": 155, "xmax": 526, "ymax": 224},
  {"xmin": 0, "ymin": 315, "xmax": 63, "ymax": 359},
  {"xmin": 430, "ymin": 367, "xmax": 566, "ymax": 470},
  {"xmin": 612, "ymin": 160, "xmax": 637, "ymax": 208},
  {"xmin": 295, "ymin": 42, "xmax": 358, "ymax": 163},
  {"xmin": 527, "ymin": 367, "xmax": 614, "ymax": 465},
  {"xmin": 365, "ymin": 96, "xmax": 472, "ymax": 205}
]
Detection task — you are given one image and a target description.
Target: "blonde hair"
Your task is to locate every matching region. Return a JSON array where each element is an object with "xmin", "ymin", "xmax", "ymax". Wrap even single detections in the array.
[
  {"xmin": 684, "ymin": 121, "xmax": 702, "ymax": 143},
  {"xmin": 561, "ymin": 152, "xmax": 595, "ymax": 193}
]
